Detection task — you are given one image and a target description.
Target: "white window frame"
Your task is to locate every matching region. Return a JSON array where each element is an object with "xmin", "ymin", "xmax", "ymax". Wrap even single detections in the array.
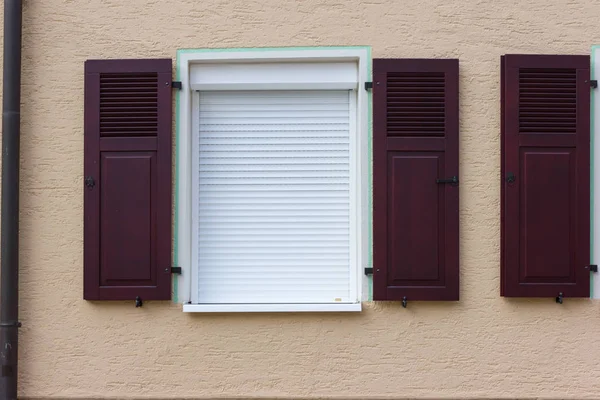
[{"xmin": 176, "ymin": 48, "xmax": 370, "ymax": 312}]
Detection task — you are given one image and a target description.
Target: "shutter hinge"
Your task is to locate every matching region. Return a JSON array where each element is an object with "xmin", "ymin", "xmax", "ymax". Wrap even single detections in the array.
[
  {"xmin": 364, "ymin": 267, "xmax": 373, "ymax": 275},
  {"xmin": 171, "ymin": 81, "xmax": 182, "ymax": 90},
  {"xmin": 436, "ymin": 176, "xmax": 459, "ymax": 185},
  {"xmin": 364, "ymin": 82, "xmax": 373, "ymax": 90},
  {"xmin": 587, "ymin": 265, "xmax": 598, "ymax": 272},
  {"xmin": 171, "ymin": 266, "xmax": 182, "ymax": 274},
  {"xmin": 590, "ymin": 80, "xmax": 598, "ymax": 89}
]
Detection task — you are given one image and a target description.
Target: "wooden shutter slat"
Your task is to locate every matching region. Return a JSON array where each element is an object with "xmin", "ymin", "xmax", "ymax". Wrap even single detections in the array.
[
  {"xmin": 373, "ymin": 58, "xmax": 459, "ymax": 302},
  {"xmin": 84, "ymin": 58, "xmax": 172, "ymax": 301},
  {"xmin": 101, "ymin": 97, "xmax": 158, "ymax": 102},
  {"xmin": 101, "ymin": 115, "xmax": 159, "ymax": 120},
  {"xmin": 388, "ymin": 112, "xmax": 445, "ymax": 116},
  {"xmin": 520, "ymin": 102, "xmax": 576, "ymax": 107},
  {"xmin": 501, "ymin": 54, "xmax": 590, "ymax": 298}
]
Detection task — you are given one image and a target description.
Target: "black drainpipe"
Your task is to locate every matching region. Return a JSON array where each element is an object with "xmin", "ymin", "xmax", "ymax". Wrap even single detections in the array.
[{"xmin": 0, "ymin": 1, "xmax": 23, "ymax": 399}]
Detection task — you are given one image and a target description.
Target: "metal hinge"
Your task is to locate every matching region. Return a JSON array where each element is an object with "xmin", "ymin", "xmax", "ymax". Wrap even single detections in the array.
[
  {"xmin": 588, "ymin": 265, "xmax": 598, "ymax": 272},
  {"xmin": 436, "ymin": 176, "xmax": 459, "ymax": 185},
  {"xmin": 364, "ymin": 82, "xmax": 373, "ymax": 90},
  {"xmin": 364, "ymin": 267, "xmax": 373, "ymax": 275},
  {"xmin": 590, "ymin": 80, "xmax": 598, "ymax": 89},
  {"xmin": 171, "ymin": 267, "xmax": 182, "ymax": 274},
  {"xmin": 171, "ymin": 81, "xmax": 182, "ymax": 90}
]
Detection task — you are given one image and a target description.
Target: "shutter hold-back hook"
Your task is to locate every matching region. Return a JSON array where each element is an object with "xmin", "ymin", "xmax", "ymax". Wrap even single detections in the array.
[
  {"xmin": 402, "ymin": 296, "xmax": 408, "ymax": 308},
  {"xmin": 555, "ymin": 292, "xmax": 563, "ymax": 304},
  {"xmin": 135, "ymin": 296, "xmax": 143, "ymax": 308}
]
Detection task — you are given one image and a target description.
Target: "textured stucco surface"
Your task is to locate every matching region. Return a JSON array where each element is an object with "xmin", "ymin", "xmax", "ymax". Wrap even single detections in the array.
[{"xmin": 3, "ymin": 0, "xmax": 600, "ymax": 398}]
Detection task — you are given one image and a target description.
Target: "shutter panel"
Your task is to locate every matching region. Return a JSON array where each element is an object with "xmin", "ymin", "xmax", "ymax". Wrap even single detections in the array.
[
  {"xmin": 501, "ymin": 54, "xmax": 590, "ymax": 298},
  {"xmin": 194, "ymin": 90, "xmax": 353, "ymax": 303},
  {"xmin": 84, "ymin": 59, "xmax": 172, "ymax": 300},
  {"xmin": 373, "ymin": 59, "xmax": 459, "ymax": 301}
]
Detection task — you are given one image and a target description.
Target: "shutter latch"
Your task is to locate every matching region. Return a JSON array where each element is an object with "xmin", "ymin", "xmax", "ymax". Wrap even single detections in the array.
[
  {"xmin": 171, "ymin": 81, "xmax": 182, "ymax": 90},
  {"xmin": 135, "ymin": 296, "xmax": 143, "ymax": 308},
  {"xmin": 402, "ymin": 296, "xmax": 408, "ymax": 308},
  {"xmin": 364, "ymin": 82, "xmax": 373, "ymax": 90},
  {"xmin": 590, "ymin": 80, "xmax": 598, "ymax": 89},
  {"xmin": 171, "ymin": 266, "xmax": 182, "ymax": 274},
  {"xmin": 555, "ymin": 292, "xmax": 564, "ymax": 304},
  {"xmin": 587, "ymin": 265, "xmax": 598, "ymax": 272},
  {"xmin": 364, "ymin": 267, "xmax": 373, "ymax": 275}
]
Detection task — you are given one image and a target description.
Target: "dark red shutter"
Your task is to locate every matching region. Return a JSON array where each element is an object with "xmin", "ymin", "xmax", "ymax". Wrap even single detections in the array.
[
  {"xmin": 373, "ymin": 59, "xmax": 459, "ymax": 301},
  {"xmin": 84, "ymin": 59, "xmax": 172, "ymax": 300},
  {"xmin": 501, "ymin": 55, "xmax": 591, "ymax": 298}
]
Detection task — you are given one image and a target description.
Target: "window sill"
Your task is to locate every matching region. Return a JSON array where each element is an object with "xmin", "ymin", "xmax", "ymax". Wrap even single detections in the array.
[{"xmin": 182, "ymin": 303, "xmax": 362, "ymax": 313}]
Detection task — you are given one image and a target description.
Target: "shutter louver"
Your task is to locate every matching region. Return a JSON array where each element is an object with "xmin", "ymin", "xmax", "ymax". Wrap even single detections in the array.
[
  {"xmin": 84, "ymin": 59, "xmax": 172, "ymax": 301},
  {"xmin": 99, "ymin": 73, "xmax": 159, "ymax": 137},
  {"xmin": 518, "ymin": 68, "xmax": 577, "ymax": 134},
  {"xmin": 373, "ymin": 59, "xmax": 459, "ymax": 302},
  {"xmin": 386, "ymin": 72, "xmax": 446, "ymax": 136},
  {"xmin": 194, "ymin": 90, "xmax": 353, "ymax": 304},
  {"xmin": 501, "ymin": 54, "xmax": 590, "ymax": 298}
]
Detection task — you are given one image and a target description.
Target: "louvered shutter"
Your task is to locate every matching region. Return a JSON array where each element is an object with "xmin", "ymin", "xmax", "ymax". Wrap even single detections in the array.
[
  {"xmin": 193, "ymin": 90, "xmax": 353, "ymax": 304},
  {"xmin": 501, "ymin": 54, "xmax": 590, "ymax": 298},
  {"xmin": 372, "ymin": 59, "xmax": 459, "ymax": 301},
  {"xmin": 84, "ymin": 59, "xmax": 172, "ymax": 300}
]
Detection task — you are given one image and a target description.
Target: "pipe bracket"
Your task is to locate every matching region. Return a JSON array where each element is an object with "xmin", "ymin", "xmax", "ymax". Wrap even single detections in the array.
[{"xmin": 0, "ymin": 321, "xmax": 21, "ymax": 328}]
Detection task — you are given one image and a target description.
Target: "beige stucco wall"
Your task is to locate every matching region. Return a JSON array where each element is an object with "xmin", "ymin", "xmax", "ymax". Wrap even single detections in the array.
[{"xmin": 3, "ymin": 0, "xmax": 600, "ymax": 398}]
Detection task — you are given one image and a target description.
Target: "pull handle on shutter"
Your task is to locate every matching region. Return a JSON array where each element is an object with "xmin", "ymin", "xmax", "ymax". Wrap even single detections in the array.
[
  {"xmin": 84, "ymin": 176, "xmax": 95, "ymax": 189},
  {"xmin": 436, "ymin": 176, "xmax": 458, "ymax": 185},
  {"xmin": 506, "ymin": 172, "xmax": 515, "ymax": 183}
]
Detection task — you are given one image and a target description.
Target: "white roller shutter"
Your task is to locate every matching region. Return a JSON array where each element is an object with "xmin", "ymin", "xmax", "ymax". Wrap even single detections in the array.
[
  {"xmin": 193, "ymin": 90, "xmax": 353, "ymax": 304},
  {"xmin": 190, "ymin": 62, "xmax": 358, "ymax": 90}
]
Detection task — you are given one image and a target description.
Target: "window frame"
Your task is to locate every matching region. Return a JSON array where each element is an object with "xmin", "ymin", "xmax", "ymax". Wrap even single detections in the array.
[{"xmin": 175, "ymin": 47, "xmax": 370, "ymax": 312}]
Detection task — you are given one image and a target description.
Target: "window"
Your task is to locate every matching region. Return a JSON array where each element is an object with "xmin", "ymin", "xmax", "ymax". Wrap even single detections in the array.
[{"xmin": 176, "ymin": 48, "xmax": 370, "ymax": 312}]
